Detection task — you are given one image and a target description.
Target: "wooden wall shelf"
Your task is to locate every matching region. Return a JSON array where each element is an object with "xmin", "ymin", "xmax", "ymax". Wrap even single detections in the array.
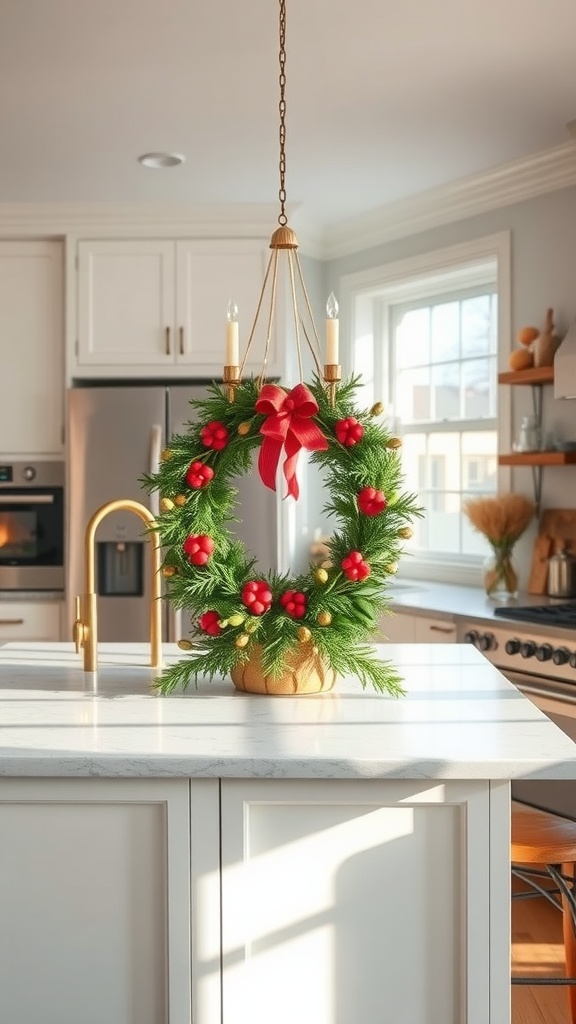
[
  {"xmin": 498, "ymin": 451, "xmax": 576, "ymax": 467},
  {"xmin": 498, "ymin": 366, "xmax": 554, "ymax": 386}
]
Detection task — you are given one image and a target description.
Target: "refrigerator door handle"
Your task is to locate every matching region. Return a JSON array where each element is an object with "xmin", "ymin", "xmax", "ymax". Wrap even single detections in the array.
[{"xmin": 149, "ymin": 424, "xmax": 163, "ymax": 516}]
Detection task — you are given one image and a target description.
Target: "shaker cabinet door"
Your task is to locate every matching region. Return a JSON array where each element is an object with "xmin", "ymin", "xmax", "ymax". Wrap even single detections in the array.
[
  {"xmin": 77, "ymin": 240, "xmax": 176, "ymax": 367},
  {"xmin": 0, "ymin": 241, "xmax": 64, "ymax": 456},
  {"xmin": 176, "ymin": 239, "xmax": 279, "ymax": 374}
]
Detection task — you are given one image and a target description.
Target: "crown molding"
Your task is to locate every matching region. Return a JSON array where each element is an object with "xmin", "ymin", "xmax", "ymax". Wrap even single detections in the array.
[
  {"xmin": 0, "ymin": 142, "xmax": 575, "ymax": 258},
  {"xmin": 0, "ymin": 202, "xmax": 283, "ymax": 238},
  {"xmin": 322, "ymin": 141, "xmax": 576, "ymax": 260}
]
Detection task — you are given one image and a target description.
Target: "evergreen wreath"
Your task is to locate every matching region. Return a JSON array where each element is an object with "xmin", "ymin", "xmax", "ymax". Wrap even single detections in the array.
[{"xmin": 144, "ymin": 375, "xmax": 422, "ymax": 696}]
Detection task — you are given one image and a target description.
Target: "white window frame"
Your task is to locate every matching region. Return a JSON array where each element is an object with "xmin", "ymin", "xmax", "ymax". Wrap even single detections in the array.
[{"xmin": 338, "ymin": 232, "xmax": 512, "ymax": 586}]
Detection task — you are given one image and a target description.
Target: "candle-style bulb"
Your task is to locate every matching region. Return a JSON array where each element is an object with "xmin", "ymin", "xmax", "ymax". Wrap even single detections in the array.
[
  {"xmin": 227, "ymin": 299, "xmax": 239, "ymax": 323},
  {"xmin": 326, "ymin": 292, "xmax": 339, "ymax": 320}
]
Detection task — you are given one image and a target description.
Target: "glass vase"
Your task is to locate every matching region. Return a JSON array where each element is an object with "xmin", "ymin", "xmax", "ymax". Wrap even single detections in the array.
[{"xmin": 483, "ymin": 545, "xmax": 518, "ymax": 601}]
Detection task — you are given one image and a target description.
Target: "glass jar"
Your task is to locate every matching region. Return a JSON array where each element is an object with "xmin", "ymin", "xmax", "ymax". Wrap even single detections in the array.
[
  {"xmin": 483, "ymin": 544, "xmax": 519, "ymax": 600},
  {"xmin": 516, "ymin": 415, "xmax": 541, "ymax": 453}
]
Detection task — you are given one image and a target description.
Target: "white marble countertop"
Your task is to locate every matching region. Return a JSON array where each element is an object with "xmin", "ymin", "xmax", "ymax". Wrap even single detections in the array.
[
  {"xmin": 389, "ymin": 579, "xmax": 576, "ymax": 635},
  {"xmin": 1, "ymin": 642, "xmax": 576, "ymax": 781}
]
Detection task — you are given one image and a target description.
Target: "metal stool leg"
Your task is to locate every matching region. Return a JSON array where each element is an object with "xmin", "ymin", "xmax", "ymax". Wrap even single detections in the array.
[{"xmin": 561, "ymin": 862, "xmax": 576, "ymax": 1024}]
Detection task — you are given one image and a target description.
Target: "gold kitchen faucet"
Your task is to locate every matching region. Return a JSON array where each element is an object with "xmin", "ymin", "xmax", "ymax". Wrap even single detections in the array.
[{"xmin": 73, "ymin": 499, "xmax": 163, "ymax": 672}]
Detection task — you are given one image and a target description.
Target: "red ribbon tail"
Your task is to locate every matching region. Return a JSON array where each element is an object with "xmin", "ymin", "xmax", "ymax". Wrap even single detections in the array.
[
  {"xmin": 258, "ymin": 437, "xmax": 283, "ymax": 492},
  {"xmin": 282, "ymin": 431, "xmax": 301, "ymax": 500}
]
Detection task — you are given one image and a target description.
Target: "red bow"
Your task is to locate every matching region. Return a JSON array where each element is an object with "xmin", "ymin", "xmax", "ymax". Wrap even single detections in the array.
[{"xmin": 255, "ymin": 383, "xmax": 328, "ymax": 500}]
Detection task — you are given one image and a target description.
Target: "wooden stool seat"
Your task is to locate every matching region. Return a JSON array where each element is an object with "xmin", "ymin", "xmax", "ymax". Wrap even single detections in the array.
[
  {"xmin": 512, "ymin": 801, "xmax": 576, "ymax": 864},
  {"xmin": 511, "ymin": 800, "xmax": 576, "ymax": 1023}
]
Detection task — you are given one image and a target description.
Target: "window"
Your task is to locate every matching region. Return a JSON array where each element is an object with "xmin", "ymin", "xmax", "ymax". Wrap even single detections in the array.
[{"xmin": 343, "ymin": 234, "xmax": 511, "ymax": 583}]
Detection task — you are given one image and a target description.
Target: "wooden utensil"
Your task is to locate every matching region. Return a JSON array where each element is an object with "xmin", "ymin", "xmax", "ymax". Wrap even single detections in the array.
[{"xmin": 528, "ymin": 533, "xmax": 552, "ymax": 594}]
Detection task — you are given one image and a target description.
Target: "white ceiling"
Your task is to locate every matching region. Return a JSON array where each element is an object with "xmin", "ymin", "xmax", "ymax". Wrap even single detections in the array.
[{"xmin": 1, "ymin": 0, "xmax": 576, "ymax": 229}]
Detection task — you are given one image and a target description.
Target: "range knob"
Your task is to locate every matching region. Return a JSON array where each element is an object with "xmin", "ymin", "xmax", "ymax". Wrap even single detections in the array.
[
  {"xmin": 464, "ymin": 630, "xmax": 480, "ymax": 647},
  {"xmin": 552, "ymin": 646, "xmax": 571, "ymax": 666},
  {"xmin": 570, "ymin": 652, "xmax": 576, "ymax": 670},
  {"xmin": 22, "ymin": 465, "xmax": 36, "ymax": 481},
  {"xmin": 535, "ymin": 644, "xmax": 553, "ymax": 662},
  {"xmin": 520, "ymin": 641, "xmax": 536, "ymax": 659},
  {"xmin": 478, "ymin": 632, "xmax": 496, "ymax": 652},
  {"xmin": 505, "ymin": 638, "xmax": 521, "ymax": 655}
]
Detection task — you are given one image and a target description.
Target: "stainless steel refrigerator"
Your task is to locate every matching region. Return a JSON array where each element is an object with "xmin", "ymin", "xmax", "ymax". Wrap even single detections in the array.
[{"xmin": 67, "ymin": 384, "xmax": 280, "ymax": 642}]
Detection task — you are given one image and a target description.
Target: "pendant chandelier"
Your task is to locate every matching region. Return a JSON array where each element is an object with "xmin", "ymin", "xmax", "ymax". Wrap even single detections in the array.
[{"xmin": 223, "ymin": 0, "xmax": 341, "ymax": 405}]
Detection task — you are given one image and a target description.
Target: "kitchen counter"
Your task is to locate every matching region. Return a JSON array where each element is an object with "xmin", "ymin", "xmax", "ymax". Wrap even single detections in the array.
[
  {"xmin": 1, "ymin": 641, "xmax": 575, "ymax": 1024},
  {"xmin": 389, "ymin": 578, "xmax": 576, "ymax": 635},
  {"xmin": 0, "ymin": 641, "xmax": 575, "ymax": 780}
]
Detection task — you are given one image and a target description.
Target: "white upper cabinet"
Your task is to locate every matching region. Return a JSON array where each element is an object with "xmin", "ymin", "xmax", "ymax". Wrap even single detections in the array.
[
  {"xmin": 76, "ymin": 238, "xmax": 281, "ymax": 378},
  {"xmin": 0, "ymin": 241, "xmax": 64, "ymax": 457}
]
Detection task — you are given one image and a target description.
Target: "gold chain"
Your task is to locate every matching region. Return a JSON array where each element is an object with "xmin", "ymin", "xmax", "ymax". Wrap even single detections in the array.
[{"xmin": 278, "ymin": 0, "xmax": 287, "ymax": 227}]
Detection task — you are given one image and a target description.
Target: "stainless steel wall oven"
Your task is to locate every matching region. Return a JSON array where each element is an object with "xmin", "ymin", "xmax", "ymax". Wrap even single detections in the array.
[{"xmin": 0, "ymin": 462, "xmax": 64, "ymax": 591}]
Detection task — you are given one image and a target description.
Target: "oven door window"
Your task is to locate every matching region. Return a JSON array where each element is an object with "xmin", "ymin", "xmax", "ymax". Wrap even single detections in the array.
[{"xmin": 0, "ymin": 489, "xmax": 64, "ymax": 566}]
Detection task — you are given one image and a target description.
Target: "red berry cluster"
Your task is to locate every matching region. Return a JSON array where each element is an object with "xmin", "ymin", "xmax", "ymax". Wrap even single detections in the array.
[
  {"xmin": 279, "ymin": 590, "xmax": 307, "ymax": 618},
  {"xmin": 241, "ymin": 580, "xmax": 273, "ymax": 616},
  {"xmin": 183, "ymin": 534, "xmax": 214, "ymax": 566},
  {"xmin": 341, "ymin": 550, "xmax": 371, "ymax": 581},
  {"xmin": 357, "ymin": 486, "xmax": 387, "ymax": 516},
  {"xmin": 186, "ymin": 461, "xmax": 214, "ymax": 489},
  {"xmin": 200, "ymin": 420, "xmax": 229, "ymax": 451},
  {"xmin": 335, "ymin": 416, "xmax": 364, "ymax": 447},
  {"xmin": 199, "ymin": 610, "xmax": 221, "ymax": 636}
]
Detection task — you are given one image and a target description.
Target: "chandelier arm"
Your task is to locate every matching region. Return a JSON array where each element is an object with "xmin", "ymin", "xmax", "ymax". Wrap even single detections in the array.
[
  {"xmin": 238, "ymin": 248, "xmax": 278, "ymax": 380},
  {"xmin": 299, "ymin": 319, "xmax": 325, "ymax": 380},
  {"xmin": 258, "ymin": 248, "xmax": 280, "ymax": 388},
  {"xmin": 294, "ymin": 251, "xmax": 324, "ymax": 362},
  {"xmin": 286, "ymin": 250, "xmax": 304, "ymax": 382}
]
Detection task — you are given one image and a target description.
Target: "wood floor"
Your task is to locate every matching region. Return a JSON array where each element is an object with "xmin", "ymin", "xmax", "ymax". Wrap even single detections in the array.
[{"xmin": 512, "ymin": 878, "xmax": 572, "ymax": 1024}]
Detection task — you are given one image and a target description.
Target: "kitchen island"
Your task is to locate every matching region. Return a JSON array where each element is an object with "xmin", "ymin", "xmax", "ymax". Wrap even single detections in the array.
[{"xmin": 1, "ymin": 642, "xmax": 576, "ymax": 1024}]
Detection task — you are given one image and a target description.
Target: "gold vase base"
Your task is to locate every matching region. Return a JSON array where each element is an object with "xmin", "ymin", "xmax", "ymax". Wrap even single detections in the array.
[{"xmin": 230, "ymin": 643, "xmax": 337, "ymax": 696}]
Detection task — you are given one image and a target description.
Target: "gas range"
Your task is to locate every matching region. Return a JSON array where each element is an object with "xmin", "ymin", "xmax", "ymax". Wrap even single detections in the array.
[
  {"xmin": 494, "ymin": 601, "xmax": 576, "ymax": 629},
  {"xmin": 461, "ymin": 615, "xmax": 576, "ymax": 688}
]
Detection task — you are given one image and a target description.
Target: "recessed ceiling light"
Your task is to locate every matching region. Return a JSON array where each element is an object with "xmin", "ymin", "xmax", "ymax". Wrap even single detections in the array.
[{"xmin": 138, "ymin": 152, "xmax": 186, "ymax": 169}]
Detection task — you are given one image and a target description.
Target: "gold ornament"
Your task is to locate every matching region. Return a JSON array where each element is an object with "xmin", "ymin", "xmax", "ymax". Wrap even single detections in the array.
[
  {"xmin": 228, "ymin": 613, "xmax": 245, "ymax": 627},
  {"xmin": 385, "ymin": 562, "xmax": 398, "ymax": 574},
  {"xmin": 314, "ymin": 567, "xmax": 329, "ymax": 584},
  {"xmin": 160, "ymin": 497, "xmax": 175, "ymax": 512},
  {"xmin": 398, "ymin": 526, "xmax": 413, "ymax": 539},
  {"xmin": 235, "ymin": 633, "xmax": 250, "ymax": 649},
  {"xmin": 297, "ymin": 626, "xmax": 312, "ymax": 643},
  {"xmin": 386, "ymin": 436, "xmax": 402, "ymax": 449},
  {"xmin": 237, "ymin": 421, "xmax": 252, "ymax": 436},
  {"xmin": 174, "ymin": 494, "xmax": 187, "ymax": 507},
  {"xmin": 317, "ymin": 610, "xmax": 332, "ymax": 626},
  {"xmin": 162, "ymin": 565, "xmax": 178, "ymax": 577},
  {"xmin": 370, "ymin": 401, "xmax": 385, "ymax": 417},
  {"xmin": 160, "ymin": 448, "xmax": 172, "ymax": 461},
  {"xmin": 177, "ymin": 639, "xmax": 193, "ymax": 651}
]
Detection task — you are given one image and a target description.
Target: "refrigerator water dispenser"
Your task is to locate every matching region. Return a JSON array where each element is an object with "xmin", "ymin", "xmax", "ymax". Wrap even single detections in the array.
[{"xmin": 97, "ymin": 541, "xmax": 144, "ymax": 597}]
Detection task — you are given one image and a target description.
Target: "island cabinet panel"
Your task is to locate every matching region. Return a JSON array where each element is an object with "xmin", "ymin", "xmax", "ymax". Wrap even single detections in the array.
[
  {"xmin": 220, "ymin": 779, "xmax": 503, "ymax": 1024},
  {"xmin": 0, "ymin": 778, "xmax": 200, "ymax": 1024}
]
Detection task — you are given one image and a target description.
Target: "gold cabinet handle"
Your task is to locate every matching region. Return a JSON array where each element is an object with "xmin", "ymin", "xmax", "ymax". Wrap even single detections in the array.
[
  {"xmin": 179, "ymin": 326, "xmax": 184, "ymax": 355},
  {"xmin": 429, "ymin": 624, "xmax": 456, "ymax": 633},
  {"xmin": 0, "ymin": 618, "xmax": 24, "ymax": 626},
  {"xmin": 165, "ymin": 326, "xmax": 171, "ymax": 355}
]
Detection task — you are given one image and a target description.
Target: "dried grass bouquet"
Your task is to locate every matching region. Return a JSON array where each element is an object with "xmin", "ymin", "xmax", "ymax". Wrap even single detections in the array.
[{"xmin": 463, "ymin": 493, "xmax": 536, "ymax": 598}]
